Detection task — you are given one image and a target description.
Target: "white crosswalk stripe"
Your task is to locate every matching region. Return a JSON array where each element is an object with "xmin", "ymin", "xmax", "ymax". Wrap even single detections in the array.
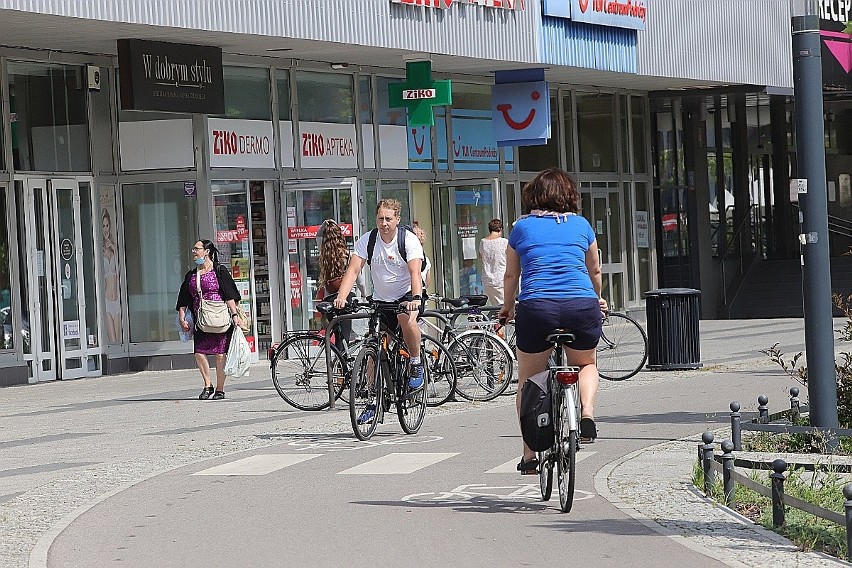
[
  {"xmin": 193, "ymin": 454, "xmax": 322, "ymax": 476},
  {"xmin": 485, "ymin": 452, "xmax": 597, "ymax": 474},
  {"xmin": 338, "ymin": 452, "xmax": 458, "ymax": 475}
]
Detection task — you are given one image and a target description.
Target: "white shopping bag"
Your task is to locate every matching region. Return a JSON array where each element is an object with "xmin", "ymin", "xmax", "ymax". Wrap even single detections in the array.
[{"xmin": 224, "ymin": 327, "xmax": 251, "ymax": 378}]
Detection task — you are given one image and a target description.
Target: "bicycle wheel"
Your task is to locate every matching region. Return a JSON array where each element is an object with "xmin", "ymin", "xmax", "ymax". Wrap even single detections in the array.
[
  {"xmin": 556, "ymin": 387, "xmax": 577, "ymax": 513},
  {"xmin": 350, "ymin": 343, "xmax": 382, "ymax": 440},
  {"xmin": 337, "ymin": 336, "xmax": 362, "ymax": 405},
  {"xmin": 501, "ymin": 320, "xmax": 518, "ymax": 396},
  {"xmin": 421, "ymin": 333, "xmax": 457, "ymax": 407},
  {"xmin": 397, "ymin": 352, "xmax": 427, "ymax": 435},
  {"xmin": 449, "ymin": 330, "xmax": 514, "ymax": 402},
  {"xmin": 596, "ymin": 312, "xmax": 648, "ymax": 381},
  {"xmin": 538, "ymin": 450, "xmax": 552, "ymax": 501},
  {"xmin": 272, "ymin": 333, "xmax": 346, "ymax": 411}
]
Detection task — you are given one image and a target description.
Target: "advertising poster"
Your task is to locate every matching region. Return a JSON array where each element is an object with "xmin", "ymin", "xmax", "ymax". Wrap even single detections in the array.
[{"xmin": 99, "ymin": 186, "xmax": 122, "ymax": 345}]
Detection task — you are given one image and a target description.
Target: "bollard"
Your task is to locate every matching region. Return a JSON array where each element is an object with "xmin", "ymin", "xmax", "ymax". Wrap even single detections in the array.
[
  {"xmin": 701, "ymin": 431, "xmax": 715, "ymax": 495},
  {"xmin": 790, "ymin": 387, "xmax": 800, "ymax": 422},
  {"xmin": 721, "ymin": 439, "xmax": 735, "ymax": 507},
  {"xmin": 844, "ymin": 483, "xmax": 852, "ymax": 562},
  {"xmin": 730, "ymin": 401, "xmax": 742, "ymax": 451},
  {"xmin": 770, "ymin": 459, "xmax": 787, "ymax": 527},
  {"xmin": 758, "ymin": 395, "xmax": 769, "ymax": 424}
]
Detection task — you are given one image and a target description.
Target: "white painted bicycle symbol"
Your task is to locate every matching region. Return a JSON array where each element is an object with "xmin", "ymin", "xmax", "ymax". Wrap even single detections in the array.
[{"xmin": 402, "ymin": 483, "xmax": 595, "ymax": 505}]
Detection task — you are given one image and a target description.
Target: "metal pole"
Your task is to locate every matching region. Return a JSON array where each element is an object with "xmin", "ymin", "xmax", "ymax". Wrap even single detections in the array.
[
  {"xmin": 758, "ymin": 395, "xmax": 769, "ymax": 424},
  {"xmin": 771, "ymin": 459, "xmax": 787, "ymax": 527},
  {"xmin": 844, "ymin": 483, "xmax": 852, "ymax": 562},
  {"xmin": 730, "ymin": 401, "xmax": 742, "ymax": 451},
  {"xmin": 790, "ymin": 387, "xmax": 801, "ymax": 422},
  {"xmin": 701, "ymin": 431, "xmax": 715, "ymax": 495},
  {"xmin": 721, "ymin": 440, "xmax": 735, "ymax": 507},
  {"xmin": 791, "ymin": 14, "xmax": 839, "ymax": 437}
]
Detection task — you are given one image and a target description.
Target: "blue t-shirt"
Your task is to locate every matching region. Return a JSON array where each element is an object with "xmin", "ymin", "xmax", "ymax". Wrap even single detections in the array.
[{"xmin": 508, "ymin": 213, "xmax": 598, "ymax": 301}]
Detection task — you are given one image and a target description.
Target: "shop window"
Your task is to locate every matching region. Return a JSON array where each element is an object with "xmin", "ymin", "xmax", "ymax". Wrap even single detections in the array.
[
  {"xmin": 359, "ymin": 76, "xmax": 372, "ymax": 125},
  {"xmin": 8, "ymin": 61, "xmax": 91, "ymax": 172},
  {"xmin": 451, "ymin": 83, "xmax": 501, "ymax": 171},
  {"xmin": 562, "ymin": 92, "xmax": 575, "ymax": 172},
  {"xmin": 577, "ymin": 92, "xmax": 617, "ymax": 172},
  {"xmin": 363, "ymin": 180, "xmax": 378, "ymax": 231},
  {"xmin": 519, "ymin": 92, "xmax": 559, "ymax": 172},
  {"xmin": 122, "ymin": 182, "xmax": 198, "ymax": 343},
  {"xmin": 215, "ymin": 66, "xmax": 271, "ymax": 120},
  {"xmin": 631, "ymin": 96, "xmax": 649, "ymax": 174},
  {"xmin": 0, "ymin": 189, "xmax": 13, "ymax": 350},
  {"xmin": 295, "ymin": 71, "xmax": 354, "ymax": 123},
  {"xmin": 277, "ymin": 69, "xmax": 291, "ymax": 121},
  {"xmin": 375, "ymin": 76, "xmax": 406, "ymax": 126}
]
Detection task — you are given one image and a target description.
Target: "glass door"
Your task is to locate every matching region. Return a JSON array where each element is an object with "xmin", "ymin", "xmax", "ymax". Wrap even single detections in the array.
[
  {"xmin": 432, "ymin": 179, "xmax": 499, "ymax": 299},
  {"xmin": 281, "ymin": 180, "xmax": 356, "ymax": 332},
  {"xmin": 581, "ymin": 182, "xmax": 627, "ymax": 311},
  {"xmin": 16, "ymin": 178, "xmax": 92, "ymax": 381}
]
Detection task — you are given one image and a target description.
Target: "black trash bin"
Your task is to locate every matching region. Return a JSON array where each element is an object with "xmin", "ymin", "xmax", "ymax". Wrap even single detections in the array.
[{"xmin": 644, "ymin": 288, "xmax": 701, "ymax": 370}]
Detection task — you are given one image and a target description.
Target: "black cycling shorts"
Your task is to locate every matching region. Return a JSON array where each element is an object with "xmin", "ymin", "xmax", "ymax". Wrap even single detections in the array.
[
  {"xmin": 376, "ymin": 292, "xmax": 414, "ymax": 333},
  {"xmin": 515, "ymin": 297, "xmax": 602, "ymax": 353}
]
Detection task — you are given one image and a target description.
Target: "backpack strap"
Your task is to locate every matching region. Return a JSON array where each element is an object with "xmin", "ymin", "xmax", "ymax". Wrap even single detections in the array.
[
  {"xmin": 397, "ymin": 226, "xmax": 408, "ymax": 263},
  {"xmin": 366, "ymin": 228, "xmax": 378, "ymax": 266}
]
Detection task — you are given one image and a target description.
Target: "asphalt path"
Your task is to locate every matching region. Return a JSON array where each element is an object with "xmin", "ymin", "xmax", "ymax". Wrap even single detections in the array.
[{"xmin": 44, "ymin": 366, "xmax": 791, "ymax": 567}]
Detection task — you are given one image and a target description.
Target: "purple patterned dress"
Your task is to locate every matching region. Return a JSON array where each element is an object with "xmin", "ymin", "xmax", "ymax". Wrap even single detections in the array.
[{"xmin": 190, "ymin": 270, "xmax": 232, "ymax": 355}]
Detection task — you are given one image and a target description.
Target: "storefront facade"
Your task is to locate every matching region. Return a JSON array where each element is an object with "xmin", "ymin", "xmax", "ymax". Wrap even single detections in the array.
[{"xmin": 0, "ymin": 0, "xmax": 790, "ymax": 385}]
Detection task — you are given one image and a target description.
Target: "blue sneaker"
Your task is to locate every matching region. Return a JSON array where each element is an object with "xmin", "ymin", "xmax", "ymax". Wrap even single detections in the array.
[
  {"xmin": 408, "ymin": 363, "xmax": 424, "ymax": 390},
  {"xmin": 357, "ymin": 403, "xmax": 376, "ymax": 425}
]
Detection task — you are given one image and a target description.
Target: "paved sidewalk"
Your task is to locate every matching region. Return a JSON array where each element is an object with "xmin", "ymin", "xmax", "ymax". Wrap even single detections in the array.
[{"xmin": 0, "ymin": 317, "xmax": 849, "ymax": 567}]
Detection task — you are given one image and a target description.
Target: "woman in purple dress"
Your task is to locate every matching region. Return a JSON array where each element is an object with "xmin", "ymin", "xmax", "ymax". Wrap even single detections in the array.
[{"xmin": 176, "ymin": 240, "xmax": 242, "ymax": 400}]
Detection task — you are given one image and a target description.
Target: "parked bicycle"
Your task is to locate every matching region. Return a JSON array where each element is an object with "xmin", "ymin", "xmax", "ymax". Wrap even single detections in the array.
[
  {"xmin": 349, "ymin": 299, "xmax": 432, "ymax": 440},
  {"xmin": 421, "ymin": 294, "xmax": 515, "ymax": 402},
  {"xmin": 537, "ymin": 331, "xmax": 582, "ymax": 513},
  {"xmin": 595, "ymin": 310, "xmax": 648, "ymax": 381}
]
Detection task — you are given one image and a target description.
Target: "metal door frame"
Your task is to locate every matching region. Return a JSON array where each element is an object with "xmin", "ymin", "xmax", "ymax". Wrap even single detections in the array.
[
  {"xmin": 431, "ymin": 178, "xmax": 499, "ymax": 298},
  {"xmin": 17, "ymin": 175, "xmax": 92, "ymax": 381},
  {"xmin": 581, "ymin": 183, "xmax": 627, "ymax": 310},
  {"xmin": 280, "ymin": 177, "xmax": 358, "ymax": 333}
]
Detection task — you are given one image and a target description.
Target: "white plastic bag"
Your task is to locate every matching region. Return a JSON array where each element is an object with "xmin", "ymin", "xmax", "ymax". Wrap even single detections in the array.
[{"xmin": 224, "ymin": 327, "xmax": 251, "ymax": 378}]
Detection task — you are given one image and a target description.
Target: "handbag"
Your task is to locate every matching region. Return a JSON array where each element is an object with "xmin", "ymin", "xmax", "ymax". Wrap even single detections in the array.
[
  {"xmin": 325, "ymin": 276, "xmax": 343, "ymax": 294},
  {"xmin": 195, "ymin": 270, "xmax": 231, "ymax": 334},
  {"xmin": 235, "ymin": 302, "xmax": 252, "ymax": 334}
]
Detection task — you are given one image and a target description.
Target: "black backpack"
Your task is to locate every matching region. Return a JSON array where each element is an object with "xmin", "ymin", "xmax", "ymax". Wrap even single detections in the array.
[{"xmin": 366, "ymin": 226, "xmax": 427, "ymax": 273}]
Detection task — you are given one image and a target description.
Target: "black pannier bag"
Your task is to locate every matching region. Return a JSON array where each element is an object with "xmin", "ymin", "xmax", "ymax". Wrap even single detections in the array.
[{"xmin": 519, "ymin": 370, "xmax": 554, "ymax": 452}]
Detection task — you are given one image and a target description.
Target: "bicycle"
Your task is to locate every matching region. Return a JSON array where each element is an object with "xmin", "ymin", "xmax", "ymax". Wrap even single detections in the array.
[
  {"xmin": 349, "ymin": 299, "xmax": 432, "ymax": 441},
  {"xmin": 595, "ymin": 311, "xmax": 648, "ymax": 381},
  {"xmin": 536, "ymin": 330, "xmax": 581, "ymax": 513},
  {"xmin": 268, "ymin": 301, "xmax": 367, "ymax": 411},
  {"xmin": 421, "ymin": 294, "xmax": 515, "ymax": 402}
]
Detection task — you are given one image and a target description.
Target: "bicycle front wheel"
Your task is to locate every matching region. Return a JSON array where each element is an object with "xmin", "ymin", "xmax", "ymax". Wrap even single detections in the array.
[
  {"xmin": 272, "ymin": 333, "xmax": 346, "ymax": 411},
  {"xmin": 596, "ymin": 312, "xmax": 648, "ymax": 381},
  {"xmin": 421, "ymin": 333, "xmax": 457, "ymax": 407},
  {"xmin": 397, "ymin": 358, "xmax": 427, "ymax": 435},
  {"xmin": 450, "ymin": 330, "xmax": 514, "ymax": 402},
  {"xmin": 350, "ymin": 344, "xmax": 382, "ymax": 440}
]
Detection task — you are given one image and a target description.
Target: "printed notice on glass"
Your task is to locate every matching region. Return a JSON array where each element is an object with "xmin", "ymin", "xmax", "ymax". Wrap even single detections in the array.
[
  {"xmin": 462, "ymin": 237, "xmax": 477, "ymax": 260},
  {"xmin": 635, "ymin": 211, "xmax": 649, "ymax": 248},
  {"xmin": 63, "ymin": 320, "xmax": 80, "ymax": 339}
]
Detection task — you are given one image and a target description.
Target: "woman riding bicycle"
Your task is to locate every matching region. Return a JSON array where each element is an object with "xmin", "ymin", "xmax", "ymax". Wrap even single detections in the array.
[{"xmin": 498, "ymin": 168, "xmax": 607, "ymax": 475}]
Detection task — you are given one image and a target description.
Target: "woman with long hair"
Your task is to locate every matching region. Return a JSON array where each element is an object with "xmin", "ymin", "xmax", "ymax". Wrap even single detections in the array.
[
  {"xmin": 317, "ymin": 219, "xmax": 363, "ymax": 343},
  {"xmin": 176, "ymin": 239, "xmax": 242, "ymax": 400}
]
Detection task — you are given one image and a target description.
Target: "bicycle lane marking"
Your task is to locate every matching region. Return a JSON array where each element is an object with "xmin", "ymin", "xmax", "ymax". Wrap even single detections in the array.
[
  {"xmin": 401, "ymin": 483, "xmax": 595, "ymax": 504},
  {"xmin": 484, "ymin": 451, "xmax": 597, "ymax": 474},
  {"xmin": 274, "ymin": 434, "xmax": 444, "ymax": 452},
  {"xmin": 338, "ymin": 452, "xmax": 458, "ymax": 474}
]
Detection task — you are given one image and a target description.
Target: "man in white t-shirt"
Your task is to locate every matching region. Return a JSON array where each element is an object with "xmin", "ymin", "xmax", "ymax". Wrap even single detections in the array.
[{"xmin": 334, "ymin": 199, "xmax": 425, "ymax": 422}]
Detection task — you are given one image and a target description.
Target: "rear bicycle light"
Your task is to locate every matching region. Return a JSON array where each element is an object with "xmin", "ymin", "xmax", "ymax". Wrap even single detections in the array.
[{"xmin": 555, "ymin": 368, "xmax": 579, "ymax": 385}]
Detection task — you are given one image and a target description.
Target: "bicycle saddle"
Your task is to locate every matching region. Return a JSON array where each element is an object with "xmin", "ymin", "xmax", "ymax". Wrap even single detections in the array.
[
  {"xmin": 461, "ymin": 294, "xmax": 488, "ymax": 307},
  {"xmin": 546, "ymin": 330, "xmax": 576, "ymax": 345},
  {"xmin": 441, "ymin": 297, "xmax": 470, "ymax": 308}
]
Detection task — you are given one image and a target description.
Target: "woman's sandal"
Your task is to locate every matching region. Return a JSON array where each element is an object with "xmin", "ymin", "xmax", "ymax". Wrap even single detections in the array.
[
  {"xmin": 199, "ymin": 386, "xmax": 214, "ymax": 400},
  {"xmin": 516, "ymin": 456, "xmax": 539, "ymax": 475},
  {"xmin": 580, "ymin": 417, "xmax": 597, "ymax": 443}
]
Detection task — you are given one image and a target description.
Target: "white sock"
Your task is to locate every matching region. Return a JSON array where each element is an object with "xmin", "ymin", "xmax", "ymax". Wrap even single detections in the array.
[{"xmin": 410, "ymin": 356, "xmax": 421, "ymax": 365}]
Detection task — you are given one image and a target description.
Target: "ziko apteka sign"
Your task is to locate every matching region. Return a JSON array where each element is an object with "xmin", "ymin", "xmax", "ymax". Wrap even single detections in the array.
[{"xmin": 117, "ymin": 39, "xmax": 225, "ymax": 114}]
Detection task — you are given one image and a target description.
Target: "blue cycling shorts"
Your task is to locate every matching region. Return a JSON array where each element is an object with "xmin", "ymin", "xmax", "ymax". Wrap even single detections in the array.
[{"xmin": 515, "ymin": 297, "xmax": 602, "ymax": 353}]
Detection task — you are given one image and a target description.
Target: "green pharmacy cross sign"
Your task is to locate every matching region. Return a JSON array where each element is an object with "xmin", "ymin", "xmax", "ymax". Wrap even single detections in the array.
[{"xmin": 388, "ymin": 61, "xmax": 452, "ymax": 126}]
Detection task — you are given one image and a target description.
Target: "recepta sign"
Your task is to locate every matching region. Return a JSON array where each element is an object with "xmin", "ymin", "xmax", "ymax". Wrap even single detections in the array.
[
  {"xmin": 391, "ymin": 0, "xmax": 524, "ymax": 10},
  {"xmin": 117, "ymin": 39, "xmax": 225, "ymax": 114}
]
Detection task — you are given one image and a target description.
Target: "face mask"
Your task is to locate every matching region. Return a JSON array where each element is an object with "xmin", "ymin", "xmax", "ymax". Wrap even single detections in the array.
[{"xmin": 195, "ymin": 257, "xmax": 206, "ymax": 266}]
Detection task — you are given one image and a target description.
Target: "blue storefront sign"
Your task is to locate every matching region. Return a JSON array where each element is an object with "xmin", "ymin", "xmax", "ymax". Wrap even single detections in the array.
[
  {"xmin": 544, "ymin": 0, "xmax": 647, "ymax": 31},
  {"xmin": 491, "ymin": 80, "xmax": 551, "ymax": 147},
  {"xmin": 450, "ymin": 109, "xmax": 512, "ymax": 171},
  {"xmin": 407, "ymin": 109, "xmax": 448, "ymax": 170}
]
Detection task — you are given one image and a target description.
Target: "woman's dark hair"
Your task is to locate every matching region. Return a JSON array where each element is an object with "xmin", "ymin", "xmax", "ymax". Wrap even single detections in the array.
[
  {"xmin": 199, "ymin": 239, "xmax": 220, "ymax": 267},
  {"xmin": 488, "ymin": 218, "xmax": 503, "ymax": 233},
  {"xmin": 521, "ymin": 168, "xmax": 579, "ymax": 214}
]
